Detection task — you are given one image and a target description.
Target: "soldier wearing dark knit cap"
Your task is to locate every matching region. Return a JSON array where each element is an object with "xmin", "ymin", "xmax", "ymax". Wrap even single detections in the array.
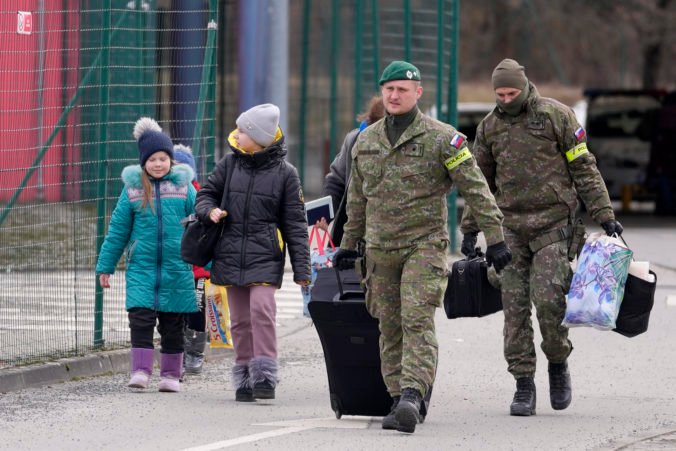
[
  {"xmin": 335, "ymin": 60, "xmax": 510, "ymax": 434},
  {"xmin": 460, "ymin": 58, "xmax": 622, "ymax": 417}
]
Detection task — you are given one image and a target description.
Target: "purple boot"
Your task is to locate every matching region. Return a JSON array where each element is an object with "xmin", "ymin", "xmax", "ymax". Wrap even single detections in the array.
[
  {"xmin": 128, "ymin": 348, "xmax": 154, "ymax": 389},
  {"xmin": 158, "ymin": 353, "xmax": 183, "ymax": 393}
]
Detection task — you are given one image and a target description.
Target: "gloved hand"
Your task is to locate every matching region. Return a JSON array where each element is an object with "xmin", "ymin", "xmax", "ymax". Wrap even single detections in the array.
[
  {"xmin": 601, "ymin": 219, "xmax": 623, "ymax": 236},
  {"xmin": 461, "ymin": 231, "xmax": 479, "ymax": 257},
  {"xmin": 486, "ymin": 241, "xmax": 512, "ymax": 273},
  {"xmin": 333, "ymin": 248, "xmax": 360, "ymax": 270}
]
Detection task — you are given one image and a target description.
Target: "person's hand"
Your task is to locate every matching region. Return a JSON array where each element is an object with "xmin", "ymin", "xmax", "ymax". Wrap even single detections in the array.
[
  {"xmin": 315, "ymin": 217, "xmax": 329, "ymax": 232},
  {"xmin": 99, "ymin": 274, "xmax": 111, "ymax": 288},
  {"xmin": 333, "ymin": 248, "xmax": 359, "ymax": 270},
  {"xmin": 295, "ymin": 279, "xmax": 311, "ymax": 287},
  {"xmin": 601, "ymin": 219, "xmax": 623, "ymax": 236},
  {"xmin": 486, "ymin": 241, "xmax": 512, "ymax": 273},
  {"xmin": 209, "ymin": 208, "xmax": 228, "ymax": 223},
  {"xmin": 461, "ymin": 231, "xmax": 479, "ymax": 257}
]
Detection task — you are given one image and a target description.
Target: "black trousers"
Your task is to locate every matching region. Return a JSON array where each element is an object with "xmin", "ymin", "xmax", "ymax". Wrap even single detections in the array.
[
  {"xmin": 185, "ymin": 277, "xmax": 207, "ymax": 331},
  {"xmin": 128, "ymin": 308, "xmax": 184, "ymax": 354}
]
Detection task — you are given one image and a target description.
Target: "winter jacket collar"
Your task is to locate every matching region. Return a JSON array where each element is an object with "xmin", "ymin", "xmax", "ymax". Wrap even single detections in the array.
[
  {"xmin": 227, "ymin": 128, "xmax": 287, "ymax": 169},
  {"xmin": 121, "ymin": 164, "xmax": 194, "ymax": 189}
]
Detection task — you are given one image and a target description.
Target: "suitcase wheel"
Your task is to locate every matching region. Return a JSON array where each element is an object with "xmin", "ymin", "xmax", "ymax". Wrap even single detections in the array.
[{"xmin": 330, "ymin": 395, "xmax": 343, "ymax": 419}]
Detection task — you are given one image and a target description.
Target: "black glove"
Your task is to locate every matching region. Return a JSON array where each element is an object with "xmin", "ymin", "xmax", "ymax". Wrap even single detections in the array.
[
  {"xmin": 486, "ymin": 241, "xmax": 512, "ymax": 273},
  {"xmin": 601, "ymin": 219, "xmax": 623, "ymax": 236},
  {"xmin": 461, "ymin": 231, "xmax": 479, "ymax": 257},
  {"xmin": 333, "ymin": 248, "xmax": 359, "ymax": 270}
]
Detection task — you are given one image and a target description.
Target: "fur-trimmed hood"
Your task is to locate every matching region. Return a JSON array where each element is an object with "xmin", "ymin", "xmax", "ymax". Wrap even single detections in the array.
[{"xmin": 121, "ymin": 164, "xmax": 194, "ymax": 189}]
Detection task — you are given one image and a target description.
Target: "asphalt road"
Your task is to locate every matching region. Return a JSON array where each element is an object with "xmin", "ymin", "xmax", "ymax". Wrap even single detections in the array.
[{"xmin": 0, "ymin": 217, "xmax": 675, "ymax": 450}]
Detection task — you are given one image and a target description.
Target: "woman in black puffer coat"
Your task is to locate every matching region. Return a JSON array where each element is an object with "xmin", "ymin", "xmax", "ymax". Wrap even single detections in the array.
[{"xmin": 195, "ymin": 104, "xmax": 310, "ymax": 402}]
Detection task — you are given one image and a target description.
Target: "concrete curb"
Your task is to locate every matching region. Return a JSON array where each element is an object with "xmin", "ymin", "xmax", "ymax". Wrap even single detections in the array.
[{"xmin": 0, "ymin": 347, "xmax": 232, "ymax": 394}]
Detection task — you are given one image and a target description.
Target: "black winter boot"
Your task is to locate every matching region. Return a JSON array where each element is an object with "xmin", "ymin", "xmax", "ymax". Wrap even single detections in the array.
[
  {"xmin": 232, "ymin": 363, "xmax": 254, "ymax": 402},
  {"xmin": 381, "ymin": 396, "xmax": 400, "ymax": 430},
  {"xmin": 250, "ymin": 356, "xmax": 278, "ymax": 400},
  {"xmin": 183, "ymin": 329, "xmax": 207, "ymax": 374},
  {"xmin": 395, "ymin": 388, "xmax": 423, "ymax": 433},
  {"xmin": 510, "ymin": 376, "xmax": 536, "ymax": 416},
  {"xmin": 549, "ymin": 361, "xmax": 572, "ymax": 410}
]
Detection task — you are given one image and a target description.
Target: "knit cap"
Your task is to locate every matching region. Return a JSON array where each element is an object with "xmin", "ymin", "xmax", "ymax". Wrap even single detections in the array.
[
  {"xmin": 492, "ymin": 58, "xmax": 528, "ymax": 90},
  {"xmin": 235, "ymin": 103, "xmax": 280, "ymax": 147},
  {"xmin": 379, "ymin": 60, "xmax": 421, "ymax": 85},
  {"xmin": 173, "ymin": 144, "xmax": 197, "ymax": 180},
  {"xmin": 133, "ymin": 117, "xmax": 174, "ymax": 166}
]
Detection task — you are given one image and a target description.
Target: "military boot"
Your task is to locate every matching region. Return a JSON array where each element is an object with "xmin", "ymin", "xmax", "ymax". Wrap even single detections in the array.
[
  {"xmin": 395, "ymin": 388, "xmax": 423, "ymax": 433},
  {"xmin": 510, "ymin": 376, "xmax": 536, "ymax": 416},
  {"xmin": 381, "ymin": 396, "xmax": 400, "ymax": 430},
  {"xmin": 549, "ymin": 361, "xmax": 572, "ymax": 410}
]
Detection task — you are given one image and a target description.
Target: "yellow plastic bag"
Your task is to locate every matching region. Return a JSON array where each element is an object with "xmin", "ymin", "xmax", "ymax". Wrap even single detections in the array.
[{"xmin": 205, "ymin": 279, "xmax": 233, "ymax": 348}]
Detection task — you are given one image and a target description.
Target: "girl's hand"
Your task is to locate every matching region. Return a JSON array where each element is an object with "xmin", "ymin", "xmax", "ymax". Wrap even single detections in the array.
[
  {"xmin": 99, "ymin": 274, "xmax": 111, "ymax": 288},
  {"xmin": 295, "ymin": 279, "xmax": 311, "ymax": 287},
  {"xmin": 315, "ymin": 217, "xmax": 329, "ymax": 232},
  {"xmin": 209, "ymin": 208, "xmax": 228, "ymax": 223}
]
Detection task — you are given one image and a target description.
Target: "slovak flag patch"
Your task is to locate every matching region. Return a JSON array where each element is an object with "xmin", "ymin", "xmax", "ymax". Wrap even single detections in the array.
[
  {"xmin": 450, "ymin": 134, "xmax": 465, "ymax": 149},
  {"xmin": 574, "ymin": 127, "xmax": 586, "ymax": 141}
]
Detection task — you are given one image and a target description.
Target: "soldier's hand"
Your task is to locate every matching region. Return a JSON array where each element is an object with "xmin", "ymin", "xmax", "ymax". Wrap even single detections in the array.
[
  {"xmin": 601, "ymin": 219, "xmax": 623, "ymax": 236},
  {"xmin": 461, "ymin": 231, "xmax": 479, "ymax": 257},
  {"xmin": 486, "ymin": 241, "xmax": 512, "ymax": 273},
  {"xmin": 333, "ymin": 248, "xmax": 359, "ymax": 270}
]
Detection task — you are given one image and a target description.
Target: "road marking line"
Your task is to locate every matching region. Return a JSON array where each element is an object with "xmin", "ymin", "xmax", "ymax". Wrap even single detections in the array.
[
  {"xmin": 666, "ymin": 294, "xmax": 676, "ymax": 307},
  {"xmin": 181, "ymin": 426, "xmax": 312, "ymax": 451}
]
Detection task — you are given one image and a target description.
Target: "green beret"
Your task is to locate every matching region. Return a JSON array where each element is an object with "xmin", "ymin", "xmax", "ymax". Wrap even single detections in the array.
[{"xmin": 378, "ymin": 60, "xmax": 421, "ymax": 85}]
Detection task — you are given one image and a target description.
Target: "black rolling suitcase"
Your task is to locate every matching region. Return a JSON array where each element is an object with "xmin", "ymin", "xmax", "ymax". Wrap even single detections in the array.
[
  {"xmin": 309, "ymin": 266, "xmax": 431, "ymax": 420},
  {"xmin": 444, "ymin": 252, "xmax": 502, "ymax": 319}
]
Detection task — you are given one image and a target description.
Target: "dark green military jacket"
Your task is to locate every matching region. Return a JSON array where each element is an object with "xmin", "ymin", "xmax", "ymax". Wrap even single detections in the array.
[
  {"xmin": 461, "ymin": 84, "xmax": 614, "ymax": 234},
  {"xmin": 342, "ymin": 109, "xmax": 504, "ymax": 251}
]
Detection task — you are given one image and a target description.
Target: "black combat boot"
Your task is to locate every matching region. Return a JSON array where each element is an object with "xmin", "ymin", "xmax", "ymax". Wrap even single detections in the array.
[
  {"xmin": 395, "ymin": 388, "xmax": 423, "ymax": 433},
  {"xmin": 381, "ymin": 396, "xmax": 400, "ymax": 430},
  {"xmin": 510, "ymin": 376, "xmax": 536, "ymax": 416},
  {"xmin": 548, "ymin": 361, "xmax": 572, "ymax": 410}
]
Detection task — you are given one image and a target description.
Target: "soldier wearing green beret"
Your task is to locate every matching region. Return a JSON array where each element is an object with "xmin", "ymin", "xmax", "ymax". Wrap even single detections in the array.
[
  {"xmin": 334, "ymin": 60, "xmax": 511, "ymax": 433},
  {"xmin": 460, "ymin": 58, "xmax": 622, "ymax": 417}
]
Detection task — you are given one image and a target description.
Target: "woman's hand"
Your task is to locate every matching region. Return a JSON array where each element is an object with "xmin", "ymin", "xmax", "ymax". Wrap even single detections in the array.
[
  {"xmin": 99, "ymin": 274, "xmax": 111, "ymax": 288},
  {"xmin": 295, "ymin": 279, "xmax": 311, "ymax": 287},
  {"xmin": 209, "ymin": 208, "xmax": 228, "ymax": 223}
]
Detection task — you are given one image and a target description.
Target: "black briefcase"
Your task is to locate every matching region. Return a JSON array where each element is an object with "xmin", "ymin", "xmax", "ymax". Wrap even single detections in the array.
[
  {"xmin": 444, "ymin": 253, "xmax": 502, "ymax": 319},
  {"xmin": 613, "ymin": 270, "xmax": 657, "ymax": 338}
]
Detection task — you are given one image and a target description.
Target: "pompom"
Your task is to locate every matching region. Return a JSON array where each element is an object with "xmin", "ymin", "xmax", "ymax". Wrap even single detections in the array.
[
  {"xmin": 173, "ymin": 143, "xmax": 193, "ymax": 155},
  {"xmin": 133, "ymin": 117, "xmax": 162, "ymax": 141}
]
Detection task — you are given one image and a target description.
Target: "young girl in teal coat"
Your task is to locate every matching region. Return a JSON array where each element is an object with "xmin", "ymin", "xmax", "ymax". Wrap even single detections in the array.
[{"xmin": 96, "ymin": 117, "xmax": 197, "ymax": 393}]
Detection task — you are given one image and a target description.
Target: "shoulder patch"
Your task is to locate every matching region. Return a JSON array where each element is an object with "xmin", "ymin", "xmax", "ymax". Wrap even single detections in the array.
[
  {"xmin": 574, "ymin": 127, "xmax": 586, "ymax": 141},
  {"xmin": 450, "ymin": 134, "xmax": 465, "ymax": 149}
]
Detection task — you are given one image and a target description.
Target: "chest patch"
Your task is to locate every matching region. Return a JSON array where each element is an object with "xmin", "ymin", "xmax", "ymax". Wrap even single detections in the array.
[
  {"xmin": 401, "ymin": 143, "xmax": 423, "ymax": 157},
  {"xmin": 528, "ymin": 118, "xmax": 545, "ymax": 130},
  {"xmin": 359, "ymin": 149, "xmax": 380, "ymax": 156}
]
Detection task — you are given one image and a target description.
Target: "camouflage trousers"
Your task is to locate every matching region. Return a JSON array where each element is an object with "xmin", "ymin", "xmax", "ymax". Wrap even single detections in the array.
[
  {"xmin": 363, "ymin": 240, "xmax": 448, "ymax": 397},
  {"xmin": 501, "ymin": 228, "xmax": 573, "ymax": 378}
]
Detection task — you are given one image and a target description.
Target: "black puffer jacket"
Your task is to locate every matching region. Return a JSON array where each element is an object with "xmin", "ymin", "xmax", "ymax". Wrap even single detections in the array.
[{"xmin": 195, "ymin": 132, "xmax": 310, "ymax": 288}]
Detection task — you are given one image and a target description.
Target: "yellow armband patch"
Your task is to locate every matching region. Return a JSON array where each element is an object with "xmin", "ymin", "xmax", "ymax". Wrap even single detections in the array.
[
  {"xmin": 565, "ymin": 143, "xmax": 588, "ymax": 162},
  {"xmin": 444, "ymin": 148, "xmax": 472, "ymax": 170}
]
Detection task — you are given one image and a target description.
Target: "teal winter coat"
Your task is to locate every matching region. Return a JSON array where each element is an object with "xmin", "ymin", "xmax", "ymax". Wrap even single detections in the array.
[{"xmin": 96, "ymin": 164, "xmax": 198, "ymax": 313}]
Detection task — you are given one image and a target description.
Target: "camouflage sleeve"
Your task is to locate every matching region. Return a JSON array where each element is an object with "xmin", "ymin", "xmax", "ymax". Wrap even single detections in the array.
[
  {"xmin": 341, "ymin": 152, "xmax": 366, "ymax": 251},
  {"xmin": 557, "ymin": 108, "xmax": 614, "ymax": 224},
  {"xmin": 459, "ymin": 124, "xmax": 498, "ymax": 236},
  {"xmin": 443, "ymin": 132, "xmax": 504, "ymax": 245}
]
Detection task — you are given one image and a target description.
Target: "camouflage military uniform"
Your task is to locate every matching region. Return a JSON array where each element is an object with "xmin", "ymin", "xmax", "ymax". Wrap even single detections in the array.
[
  {"xmin": 342, "ymin": 109, "xmax": 505, "ymax": 397},
  {"xmin": 461, "ymin": 83, "xmax": 615, "ymax": 378}
]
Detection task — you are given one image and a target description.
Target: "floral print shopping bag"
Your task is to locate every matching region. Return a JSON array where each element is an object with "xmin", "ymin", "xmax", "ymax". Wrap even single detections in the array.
[{"xmin": 563, "ymin": 232, "xmax": 633, "ymax": 330}]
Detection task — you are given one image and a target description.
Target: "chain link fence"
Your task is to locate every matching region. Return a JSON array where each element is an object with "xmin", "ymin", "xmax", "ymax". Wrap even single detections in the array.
[{"xmin": 0, "ymin": 0, "xmax": 218, "ymax": 369}]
